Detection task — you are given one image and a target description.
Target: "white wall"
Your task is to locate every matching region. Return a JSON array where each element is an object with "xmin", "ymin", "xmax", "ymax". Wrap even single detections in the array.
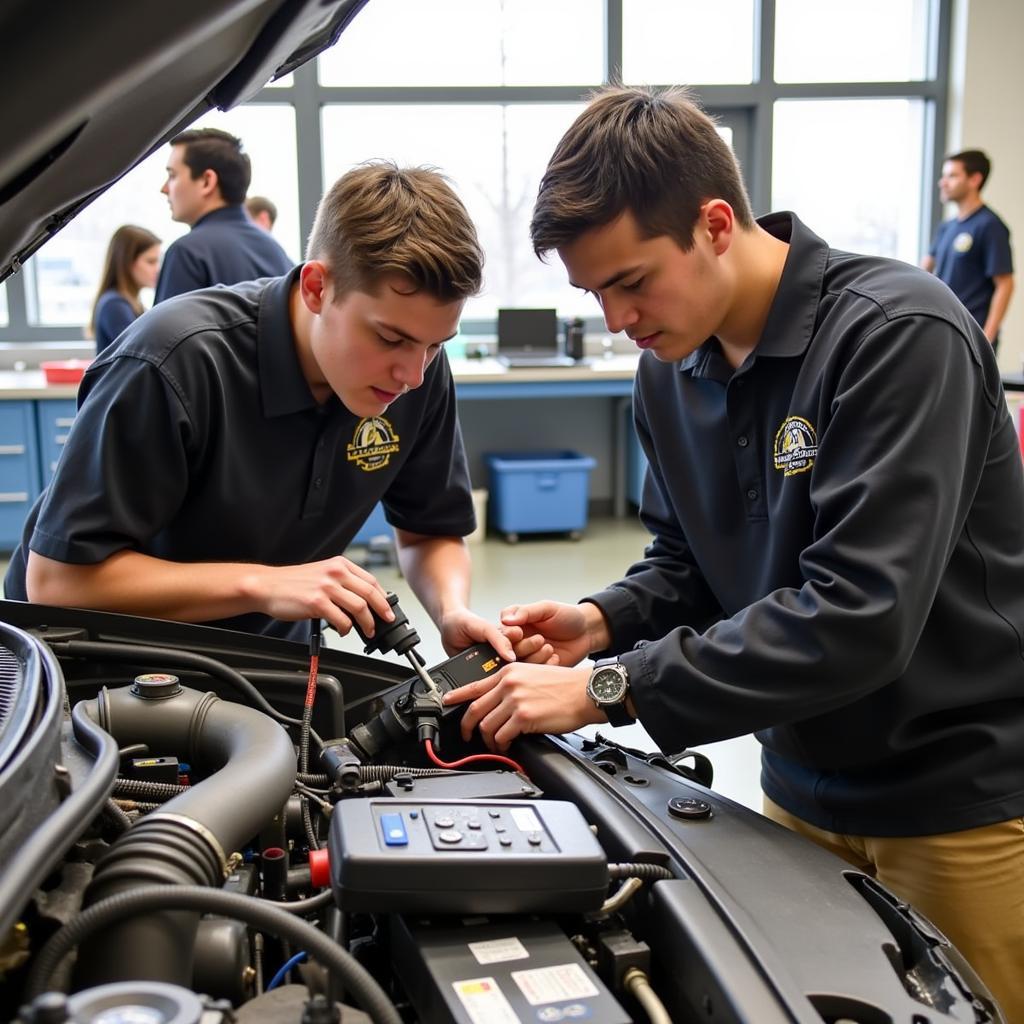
[{"xmin": 950, "ymin": 0, "xmax": 1024, "ymax": 372}]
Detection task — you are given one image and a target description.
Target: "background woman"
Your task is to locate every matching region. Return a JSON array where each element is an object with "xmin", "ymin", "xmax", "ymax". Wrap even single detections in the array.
[{"xmin": 90, "ymin": 225, "xmax": 161, "ymax": 354}]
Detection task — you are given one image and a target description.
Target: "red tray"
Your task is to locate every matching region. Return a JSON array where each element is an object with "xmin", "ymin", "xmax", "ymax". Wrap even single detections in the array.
[{"xmin": 40, "ymin": 359, "xmax": 91, "ymax": 384}]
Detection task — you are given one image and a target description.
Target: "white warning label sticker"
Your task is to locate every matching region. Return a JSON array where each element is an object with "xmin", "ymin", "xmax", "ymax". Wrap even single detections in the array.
[
  {"xmin": 452, "ymin": 977, "xmax": 522, "ymax": 1023},
  {"xmin": 469, "ymin": 936, "xmax": 530, "ymax": 965},
  {"xmin": 511, "ymin": 963, "xmax": 599, "ymax": 1006}
]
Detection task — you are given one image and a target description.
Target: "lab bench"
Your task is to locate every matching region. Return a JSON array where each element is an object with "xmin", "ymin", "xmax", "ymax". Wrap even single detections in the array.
[
  {"xmin": 450, "ymin": 356, "xmax": 641, "ymax": 517},
  {"xmin": 0, "ymin": 360, "xmax": 645, "ymax": 551}
]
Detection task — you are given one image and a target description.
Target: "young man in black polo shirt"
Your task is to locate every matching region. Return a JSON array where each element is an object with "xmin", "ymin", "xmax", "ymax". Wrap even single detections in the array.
[
  {"xmin": 7, "ymin": 162, "xmax": 513, "ymax": 659},
  {"xmin": 445, "ymin": 87, "xmax": 1024, "ymax": 1019}
]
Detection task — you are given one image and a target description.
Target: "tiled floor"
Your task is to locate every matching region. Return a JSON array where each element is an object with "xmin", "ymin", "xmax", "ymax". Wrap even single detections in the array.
[{"xmin": 336, "ymin": 516, "xmax": 764, "ymax": 811}]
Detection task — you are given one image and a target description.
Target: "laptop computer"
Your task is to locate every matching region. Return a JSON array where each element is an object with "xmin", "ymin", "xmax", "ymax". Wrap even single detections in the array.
[{"xmin": 496, "ymin": 308, "xmax": 576, "ymax": 368}]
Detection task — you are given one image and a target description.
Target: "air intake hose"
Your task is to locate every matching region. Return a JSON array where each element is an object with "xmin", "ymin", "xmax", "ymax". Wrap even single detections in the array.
[{"xmin": 72, "ymin": 675, "xmax": 296, "ymax": 986}]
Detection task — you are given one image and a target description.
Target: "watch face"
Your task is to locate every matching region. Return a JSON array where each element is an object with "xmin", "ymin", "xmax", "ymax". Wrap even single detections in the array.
[{"xmin": 590, "ymin": 667, "xmax": 626, "ymax": 703}]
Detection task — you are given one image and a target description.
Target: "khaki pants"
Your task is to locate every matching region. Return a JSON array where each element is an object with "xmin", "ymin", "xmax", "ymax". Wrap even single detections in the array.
[{"xmin": 763, "ymin": 796, "xmax": 1024, "ymax": 1024}]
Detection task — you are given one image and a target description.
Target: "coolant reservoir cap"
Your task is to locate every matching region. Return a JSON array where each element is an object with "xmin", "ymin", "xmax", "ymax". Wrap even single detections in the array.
[{"xmin": 131, "ymin": 673, "xmax": 182, "ymax": 699}]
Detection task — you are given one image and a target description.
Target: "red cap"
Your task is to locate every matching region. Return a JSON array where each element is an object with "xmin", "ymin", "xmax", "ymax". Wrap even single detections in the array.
[{"xmin": 308, "ymin": 847, "xmax": 331, "ymax": 889}]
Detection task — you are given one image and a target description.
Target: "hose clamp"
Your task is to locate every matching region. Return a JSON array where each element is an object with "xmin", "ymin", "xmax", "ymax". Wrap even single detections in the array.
[{"xmin": 147, "ymin": 812, "xmax": 229, "ymax": 880}]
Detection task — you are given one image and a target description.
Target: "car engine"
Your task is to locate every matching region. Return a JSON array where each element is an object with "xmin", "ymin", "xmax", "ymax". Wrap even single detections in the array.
[{"xmin": 0, "ymin": 601, "xmax": 1001, "ymax": 1024}]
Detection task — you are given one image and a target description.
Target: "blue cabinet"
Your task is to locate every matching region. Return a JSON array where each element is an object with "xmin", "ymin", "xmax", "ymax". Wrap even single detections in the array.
[
  {"xmin": 0, "ymin": 401, "xmax": 43, "ymax": 550},
  {"xmin": 35, "ymin": 399, "xmax": 78, "ymax": 482}
]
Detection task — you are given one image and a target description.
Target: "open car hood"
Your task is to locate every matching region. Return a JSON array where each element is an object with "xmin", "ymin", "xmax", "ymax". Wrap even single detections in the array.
[{"xmin": 0, "ymin": 0, "xmax": 368, "ymax": 284}]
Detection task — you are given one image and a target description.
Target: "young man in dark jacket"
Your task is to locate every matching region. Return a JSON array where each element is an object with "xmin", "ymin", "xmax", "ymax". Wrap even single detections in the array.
[{"xmin": 447, "ymin": 86, "xmax": 1024, "ymax": 1021}]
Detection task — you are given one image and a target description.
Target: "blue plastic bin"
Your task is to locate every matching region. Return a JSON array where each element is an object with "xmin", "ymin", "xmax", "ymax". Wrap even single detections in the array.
[
  {"xmin": 485, "ymin": 451, "xmax": 596, "ymax": 539},
  {"xmin": 626, "ymin": 427, "xmax": 649, "ymax": 508},
  {"xmin": 350, "ymin": 502, "xmax": 392, "ymax": 547}
]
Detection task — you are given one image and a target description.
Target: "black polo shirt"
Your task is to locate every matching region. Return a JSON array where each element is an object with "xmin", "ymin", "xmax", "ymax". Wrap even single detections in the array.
[
  {"xmin": 155, "ymin": 205, "xmax": 294, "ymax": 302},
  {"xmin": 588, "ymin": 212, "xmax": 1024, "ymax": 837},
  {"xmin": 5, "ymin": 269, "xmax": 474, "ymax": 641}
]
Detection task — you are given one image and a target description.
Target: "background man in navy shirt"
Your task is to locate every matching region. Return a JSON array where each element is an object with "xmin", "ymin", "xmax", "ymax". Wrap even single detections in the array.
[
  {"xmin": 923, "ymin": 149, "xmax": 1015, "ymax": 348},
  {"xmin": 8, "ymin": 162, "xmax": 512, "ymax": 661},
  {"xmin": 447, "ymin": 87, "xmax": 1024, "ymax": 1020},
  {"xmin": 155, "ymin": 127, "xmax": 293, "ymax": 302}
]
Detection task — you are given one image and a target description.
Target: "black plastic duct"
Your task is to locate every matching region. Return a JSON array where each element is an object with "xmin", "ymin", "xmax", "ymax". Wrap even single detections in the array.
[{"xmin": 73, "ymin": 679, "xmax": 296, "ymax": 986}]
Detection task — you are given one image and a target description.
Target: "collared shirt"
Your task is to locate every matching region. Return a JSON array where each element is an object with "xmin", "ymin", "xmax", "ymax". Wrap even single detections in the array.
[
  {"xmin": 155, "ymin": 205, "xmax": 294, "ymax": 302},
  {"xmin": 587, "ymin": 212, "xmax": 1024, "ymax": 836},
  {"xmin": 930, "ymin": 205, "xmax": 1014, "ymax": 331},
  {"xmin": 5, "ymin": 269, "xmax": 474, "ymax": 641}
]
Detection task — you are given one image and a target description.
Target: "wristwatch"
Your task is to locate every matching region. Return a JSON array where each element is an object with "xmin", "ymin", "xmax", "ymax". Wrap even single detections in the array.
[{"xmin": 586, "ymin": 657, "xmax": 634, "ymax": 727}]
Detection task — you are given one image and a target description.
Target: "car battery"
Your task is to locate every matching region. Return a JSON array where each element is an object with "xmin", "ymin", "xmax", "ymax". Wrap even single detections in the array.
[{"xmin": 392, "ymin": 916, "xmax": 630, "ymax": 1024}]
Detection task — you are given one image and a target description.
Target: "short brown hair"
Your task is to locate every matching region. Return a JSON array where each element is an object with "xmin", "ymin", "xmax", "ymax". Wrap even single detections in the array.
[
  {"xmin": 531, "ymin": 85, "xmax": 755, "ymax": 257},
  {"xmin": 946, "ymin": 149, "xmax": 991, "ymax": 188},
  {"xmin": 245, "ymin": 195, "xmax": 278, "ymax": 225},
  {"xmin": 306, "ymin": 162, "xmax": 483, "ymax": 301}
]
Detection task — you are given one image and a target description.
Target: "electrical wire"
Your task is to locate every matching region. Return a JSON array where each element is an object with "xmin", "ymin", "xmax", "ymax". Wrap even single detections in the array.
[
  {"xmin": 266, "ymin": 950, "xmax": 308, "ymax": 990},
  {"xmin": 423, "ymin": 738, "xmax": 526, "ymax": 776},
  {"xmin": 266, "ymin": 888, "xmax": 336, "ymax": 915},
  {"xmin": 300, "ymin": 619, "xmax": 322, "ymax": 851},
  {"xmin": 623, "ymin": 968, "xmax": 673, "ymax": 1024},
  {"xmin": 609, "ymin": 863, "xmax": 674, "ymax": 881}
]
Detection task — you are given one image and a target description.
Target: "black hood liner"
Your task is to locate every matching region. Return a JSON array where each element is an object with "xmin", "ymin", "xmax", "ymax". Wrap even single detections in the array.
[{"xmin": 0, "ymin": 0, "xmax": 368, "ymax": 283}]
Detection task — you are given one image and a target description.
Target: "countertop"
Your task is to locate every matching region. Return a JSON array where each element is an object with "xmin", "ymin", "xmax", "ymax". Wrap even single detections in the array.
[
  {"xmin": 0, "ymin": 356, "xmax": 642, "ymax": 400},
  {"xmin": 0, "ymin": 370, "xmax": 80, "ymax": 399}
]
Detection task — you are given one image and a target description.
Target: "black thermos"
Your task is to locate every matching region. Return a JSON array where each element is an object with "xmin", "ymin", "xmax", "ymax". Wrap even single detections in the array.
[{"xmin": 564, "ymin": 318, "xmax": 585, "ymax": 360}]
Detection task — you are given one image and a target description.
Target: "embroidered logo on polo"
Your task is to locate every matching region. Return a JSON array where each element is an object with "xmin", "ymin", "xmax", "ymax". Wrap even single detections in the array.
[
  {"xmin": 953, "ymin": 231, "xmax": 974, "ymax": 254},
  {"xmin": 773, "ymin": 416, "xmax": 818, "ymax": 476},
  {"xmin": 346, "ymin": 416, "xmax": 400, "ymax": 472}
]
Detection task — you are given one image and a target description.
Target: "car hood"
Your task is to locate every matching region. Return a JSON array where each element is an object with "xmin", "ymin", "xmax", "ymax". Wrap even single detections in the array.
[{"xmin": 0, "ymin": 0, "xmax": 368, "ymax": 284}]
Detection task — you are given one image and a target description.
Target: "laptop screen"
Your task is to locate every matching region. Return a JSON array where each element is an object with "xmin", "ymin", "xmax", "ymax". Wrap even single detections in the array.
[{"xmin": 497, "ymin": 308, "xmax": 559, "ymax": 356}]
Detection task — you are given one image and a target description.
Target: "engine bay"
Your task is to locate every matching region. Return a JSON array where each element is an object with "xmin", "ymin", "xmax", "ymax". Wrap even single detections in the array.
[{"xmin": 0, "ymin": 600, "xmax": 998, "ymax": 1024}]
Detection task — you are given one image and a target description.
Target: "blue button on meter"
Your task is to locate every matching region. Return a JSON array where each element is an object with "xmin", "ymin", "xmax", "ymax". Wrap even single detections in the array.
[{"xmin": 380, "ymin": 812, "xmax": 408, "ymax": 846}]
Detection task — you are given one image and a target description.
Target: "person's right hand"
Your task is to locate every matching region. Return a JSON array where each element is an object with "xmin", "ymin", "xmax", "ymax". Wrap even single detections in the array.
[
  {"xmin": 499, "ymin": 600, "xmax": 599, "ymax": 667},
  {"xmin": 241, "ymin": 556, "xmax": 393, "ymax": 638}
]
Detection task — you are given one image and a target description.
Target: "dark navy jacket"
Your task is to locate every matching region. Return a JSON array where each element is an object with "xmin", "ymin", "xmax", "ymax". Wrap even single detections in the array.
[
  {"xmin": 588, "ymin": 213, "xmax": 1024, "ymax": 837},
  {"xmin": 6, "ymin": 270, "xmax": 474, "ymax": 641},
  {"xmin": 155, "ymin": 205, "xmax": 293, "ymax": 302}
]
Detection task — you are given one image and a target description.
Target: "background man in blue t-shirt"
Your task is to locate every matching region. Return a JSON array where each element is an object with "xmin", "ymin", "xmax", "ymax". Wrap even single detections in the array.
[
  {"xmin": 923, "ymin": 149, "xmax": 1015, "ymax": 348},
  {"xmin": 155, "ymin": 128, "xmax": 293, "ymax": 302}
]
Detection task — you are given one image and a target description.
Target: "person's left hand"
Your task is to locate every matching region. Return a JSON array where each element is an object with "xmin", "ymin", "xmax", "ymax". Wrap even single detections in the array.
[
  {"xmin": 443, "ymin": 661, "xmax": 599, "ymax": 751},
  {"xmin": 438, "ymin": 606, "xmax": 517, "ymax": 662}
]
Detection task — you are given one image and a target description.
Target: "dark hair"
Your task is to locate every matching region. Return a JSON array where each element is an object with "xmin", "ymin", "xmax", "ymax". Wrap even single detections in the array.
[
  {"xmin": 245, "ymin": 195, "xmax": 278, "ymax": 225},
  {"xmin": 170, "ymin": 128, "xmax": 251, "ymax": 205},
  {"xmin": 531, "ymin": 84, "xmax": 755, "ymax": 257},
  {"xmin": 946, "ymin": 149, "xmax": 991, "ymax": 188},
  {"xmin": 306, "ymin": 161, "xmax": 483, "ymax": 302},
  {"xmin": 88, "ymin": 225, "xmax": 161, "ymax": 337}
]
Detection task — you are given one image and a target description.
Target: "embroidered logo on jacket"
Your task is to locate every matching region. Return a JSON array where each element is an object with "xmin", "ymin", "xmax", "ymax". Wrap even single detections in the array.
[
  {"xmin": 346, "ymin": 416, "xmax": 400, "ymax": 472},
  {"xmin": 773, "ymin": 416, "xmax": 818, "ymax": 476}
]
